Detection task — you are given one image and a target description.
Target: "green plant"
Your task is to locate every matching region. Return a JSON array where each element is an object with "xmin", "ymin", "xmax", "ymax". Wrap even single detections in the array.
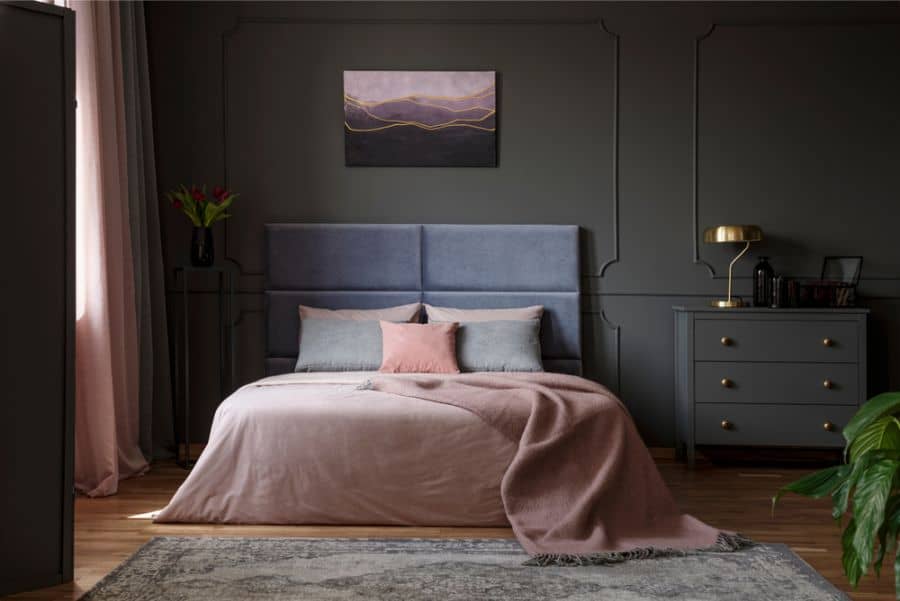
[
  {"xmin": 166, "ymin": 184, "xmax": 238, "ymax": 227},
  {"xmin": 773, "ymin": 392, "xmax": 900, "ymax": 598}
]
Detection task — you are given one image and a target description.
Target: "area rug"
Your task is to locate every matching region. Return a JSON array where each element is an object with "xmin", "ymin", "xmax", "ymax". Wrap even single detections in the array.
[{"xmin": 81, "ymin": 537, "xmax": 848, "ymax": 600}]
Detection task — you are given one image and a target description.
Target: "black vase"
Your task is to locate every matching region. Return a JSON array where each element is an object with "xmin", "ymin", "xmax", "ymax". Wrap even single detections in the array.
[
  {"xmin": 190, "ymin": 227, "xmax": 214, "ymax": 267},
  {"xmin": 752, "ymin": 256, "xmax": 774, "ymax": 307}
]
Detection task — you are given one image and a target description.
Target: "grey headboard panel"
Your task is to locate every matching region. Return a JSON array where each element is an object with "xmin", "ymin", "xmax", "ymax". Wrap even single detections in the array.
[{"xmin": 265, "ymin": 224, "xmax": 581, "ymax": 375}]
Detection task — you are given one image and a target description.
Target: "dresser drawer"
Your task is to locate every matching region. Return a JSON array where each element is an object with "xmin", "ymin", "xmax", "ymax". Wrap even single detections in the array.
[
  {"xmin": 695, "ymin": 362, "xmax": 859, "ymax": 406},
  {"xmin": 695, "ymin": 403, "xmax": 853, "ymax": 447},
  {"xmin": 694, "ymin": 319, "xmax": 858, "ymax": 363}
]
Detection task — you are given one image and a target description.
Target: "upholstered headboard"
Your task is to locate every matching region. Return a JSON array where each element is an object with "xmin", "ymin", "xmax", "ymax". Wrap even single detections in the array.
[{"xmin": 265, "ymin": 224, "xmax": 581, "ymax": 375}]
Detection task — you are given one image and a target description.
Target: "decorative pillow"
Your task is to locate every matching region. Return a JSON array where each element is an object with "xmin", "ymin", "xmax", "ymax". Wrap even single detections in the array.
[
  {"xmin": 295, "ymin": 319, "xmax": 383, "ymax": 372},
  {"xmin": 456, "ymin": 320, "xmax": 543, "ymax": 372},
  {"xmin": 299, "ymin": 302, "xmax": 421, "ymax": 322},
  {"xmin": 425, "ymin": 304, "xmax": 543, "ymax": 323},
  {"xmin": 379, "ymin": 321, "xmax": 460, "ymax": 374}
]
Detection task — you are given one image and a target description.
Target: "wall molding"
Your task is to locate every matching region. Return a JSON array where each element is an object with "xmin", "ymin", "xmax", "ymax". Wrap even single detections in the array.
[
  {"xmin": 598, "ymin": 308, "xmax": 622, "ymax": 394},
  {"xmin": 596, "ymin": 20, "xmax": 620, "ymax": 278},
  {"xmin": 691, "ymin": 24, "xmax": 718, "ymax": 278},
  {"xmin": 219, "ymin": 15, "xmax": 621, "ymax": 280},
  {"xmin": 691, "ymin": 20, "xmax": 900, "ymax": 281}
]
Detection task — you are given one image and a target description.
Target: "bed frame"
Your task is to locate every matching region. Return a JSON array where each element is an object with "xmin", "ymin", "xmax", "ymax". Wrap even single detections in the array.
[{"xmin": 264, "ymin": 224, "xmax": 582, "ymax": 375}]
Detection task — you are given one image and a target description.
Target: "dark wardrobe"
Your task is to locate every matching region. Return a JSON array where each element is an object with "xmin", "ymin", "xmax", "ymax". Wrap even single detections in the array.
[{"xmin": 0, "ymin": 1, "xmax": 75, "ymax": 595}]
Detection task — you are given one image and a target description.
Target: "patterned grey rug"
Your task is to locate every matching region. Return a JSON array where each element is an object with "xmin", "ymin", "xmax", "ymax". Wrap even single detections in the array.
[{"xmin": 81, "ymin": 537, "xmax": 848, "ymax": 600}]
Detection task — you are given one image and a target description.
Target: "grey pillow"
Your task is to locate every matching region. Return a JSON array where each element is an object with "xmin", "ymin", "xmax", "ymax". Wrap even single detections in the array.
[
  {"xmin": 295, "ymin": 319, "xmax": 382, "ymax": 372},
  {"xmin": 456, "ymin": 320, "xmax": 543, "ymax": 372}
]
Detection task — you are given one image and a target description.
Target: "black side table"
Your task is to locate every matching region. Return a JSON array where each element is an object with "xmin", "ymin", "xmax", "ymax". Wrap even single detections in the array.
[{"xmin": 173, "ymin": 261, "xmax": 238, "ymax": 468}]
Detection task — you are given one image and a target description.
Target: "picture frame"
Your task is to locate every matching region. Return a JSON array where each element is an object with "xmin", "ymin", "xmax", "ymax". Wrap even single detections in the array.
[
  {"xmin": 343, "ymin": 70, "xmax": 497, "ymax": 167},
  {"xmin": 820, "ymin": 256, "xmax": 863, "ymax": 286}
]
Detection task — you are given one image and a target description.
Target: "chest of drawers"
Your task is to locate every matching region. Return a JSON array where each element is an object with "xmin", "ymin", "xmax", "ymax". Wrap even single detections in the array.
[{"xmin": 674, "ymin": 306, "xmax": 868, "ymax": 466}]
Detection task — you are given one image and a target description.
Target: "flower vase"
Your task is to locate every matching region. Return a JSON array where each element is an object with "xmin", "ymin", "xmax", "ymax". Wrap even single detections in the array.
[{"xmin": 190, "ymin": 227, "xmax": 214, "ymax": 267}]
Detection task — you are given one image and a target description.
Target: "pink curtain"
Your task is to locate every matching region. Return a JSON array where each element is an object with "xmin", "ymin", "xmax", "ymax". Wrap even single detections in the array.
[{"xmin": 73, "ymin": 0, "xmax": 148, "ymax": 497}]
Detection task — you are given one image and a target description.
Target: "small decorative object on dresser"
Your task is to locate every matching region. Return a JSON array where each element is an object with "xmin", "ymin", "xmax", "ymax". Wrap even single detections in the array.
[
  {"xmin": 752, "ymin": 256, "xmax": 774, "ymax": 307},
  {"xmin": 822, "ymin": 255, "xmax": 863, "ymax": 286},
  {"xmin": 165, "ymin": 184, "xmax": 239, "ymax": 267},
  {"xmin": 798, "ymin": 255, "xmax": 864, "ymax": 308},
  {"xmin": 674, "ymin": 305, "xmax": 868, "ymax": 467},
  {"xmin": 703, "ymin": 225, "xmax": 763, "ymax": 308}
]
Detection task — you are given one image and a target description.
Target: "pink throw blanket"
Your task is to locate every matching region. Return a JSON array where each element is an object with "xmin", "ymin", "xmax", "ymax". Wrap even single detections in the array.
[{"xmin": 366, "ymin": 372, "xmax": 749, "ymax": 564}]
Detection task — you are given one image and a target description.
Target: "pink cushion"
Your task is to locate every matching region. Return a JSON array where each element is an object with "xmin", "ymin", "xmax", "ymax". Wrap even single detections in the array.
[
  {"xmin": 424, "ymin": 304, "xmax": 543, "ymax": 323},
  {"xmin": 299, "ymin": 302, "xmax": 421, "ymax": 322},
  {"xmin": 379, "ymin": 321, "xmax": 460, "ymax": 374}
]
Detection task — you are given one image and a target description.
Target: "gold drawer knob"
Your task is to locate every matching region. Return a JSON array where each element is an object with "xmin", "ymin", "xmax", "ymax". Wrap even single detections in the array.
[
  {"xmin": 822, "ymin": 338, "xmax": 834, "ymax": 347},
  {"xmin": 720, "ymin": 419, "xmax": 733, "ymax": 430},
  {"xmin": 823, "ymin": 379, "xmax": 833, "ymax": 389},
  {"xmin": 721, "ymin": 378, "xmax": 733, "ymax": 388},
  {"xmin": 720, "ymin": 336, "xmax": 733, "ymax": 346},
  {"xmin": 823, "ymin": 421, "xmax": 836, "ymax": 432}
]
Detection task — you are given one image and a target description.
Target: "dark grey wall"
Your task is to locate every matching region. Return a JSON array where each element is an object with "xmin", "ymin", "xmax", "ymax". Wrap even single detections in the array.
[{"xmin": 146, "ymin": 1, "xmax": 900, "ymax": 445}]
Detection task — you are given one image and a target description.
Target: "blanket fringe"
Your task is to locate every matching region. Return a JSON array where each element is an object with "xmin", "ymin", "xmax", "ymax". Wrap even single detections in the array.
[{"xmin": 523, "ymin": 532, "xmax": 754, "ymax": 567}]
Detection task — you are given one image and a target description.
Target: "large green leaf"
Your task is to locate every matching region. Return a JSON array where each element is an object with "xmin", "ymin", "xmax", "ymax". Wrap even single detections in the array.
[
  {"xmin": 874, "ymin": 495, "xmax": 900, "ymax": 577},
  {"xmin": 773, "ymin": 464, "xmax": 849, "ymax": 509},
  {"xmin": 830, "ymin": 450, "xmax": 900, "ymax": 521},
  {"xmin": 844, "ymin": 392, "xmax": 900, "ymax": 445},
  {"xmin": 886, "ymin": 496, "xmax": 900, "ymax": 549},
  {"xmin": 850, "ymin": 415, "xmax": 900, "ymax": 462},
  {"xmin": 843, "ymin": 518, "xmax": 864, "ymax": 587},
  {"xmin": 875, "ymin": 523, "xmax": 887, "ymax": 578},
  {"xmin": 832, "ymin": 459, "xmax": 868, "ymax": 521},
  {"xmin": 830, "ymin": 451, "xmax": 895, "ymax": 519},
  {"xmin": 849, "ymin": 459, "xmax": 899, "ymax": 581}
]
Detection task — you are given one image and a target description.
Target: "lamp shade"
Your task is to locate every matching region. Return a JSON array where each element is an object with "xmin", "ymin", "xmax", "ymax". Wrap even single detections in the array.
[{"xmin": 703, "ymin": 224, "xmax": 762, "ymax": 244}]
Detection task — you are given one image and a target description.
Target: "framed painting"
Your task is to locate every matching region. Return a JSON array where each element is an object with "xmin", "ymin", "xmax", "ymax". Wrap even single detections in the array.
[{"xmin": 343, "ymin": 70, "xmax": 497, "ymax": 167}]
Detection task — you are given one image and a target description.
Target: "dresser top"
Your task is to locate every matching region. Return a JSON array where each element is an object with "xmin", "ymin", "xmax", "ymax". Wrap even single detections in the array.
[{"xmin": 673, "ymin": 305, "xmax": 870, "ymax": 314}]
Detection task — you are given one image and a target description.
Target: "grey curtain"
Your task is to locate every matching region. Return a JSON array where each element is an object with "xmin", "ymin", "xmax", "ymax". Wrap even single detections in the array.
[{"xmin": 119, "ymin": 1, "xmax": 174, "ymax": 459}]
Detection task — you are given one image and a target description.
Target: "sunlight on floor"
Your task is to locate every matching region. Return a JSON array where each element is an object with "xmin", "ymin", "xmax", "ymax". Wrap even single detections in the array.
[{"xmin": 127, "ymin": 510, "xmax": 163, "ymax": 520}]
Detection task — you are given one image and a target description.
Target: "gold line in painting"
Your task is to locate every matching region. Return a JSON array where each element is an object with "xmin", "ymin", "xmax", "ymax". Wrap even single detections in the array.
[
  {"xmin": 344, "ymin": 121, "xmax": 496, "ymax": 133},
  {"xmin": 344, "ymin": 100, "xmax": 496, "ymax": 129}
]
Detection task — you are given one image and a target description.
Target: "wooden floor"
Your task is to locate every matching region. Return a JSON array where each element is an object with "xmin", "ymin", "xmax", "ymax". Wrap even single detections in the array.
[{"xmin": 5, "ymin": 457, "xmax": 895, "ymax": 600}]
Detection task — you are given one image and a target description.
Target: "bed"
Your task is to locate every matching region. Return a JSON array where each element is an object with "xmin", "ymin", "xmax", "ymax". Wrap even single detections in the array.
[
  {"xmin": 156, "ymin": 224, "xmax": 581, "ymax": 526},
  {"xmin": 154, "ymin": 224, "xmax": 733, "ymax": 560}
]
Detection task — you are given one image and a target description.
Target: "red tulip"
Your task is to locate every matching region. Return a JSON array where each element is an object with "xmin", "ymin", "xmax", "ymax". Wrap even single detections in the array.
[
  {"xmin": 192, "ymin": 189, "xmax": 206, "ymax": 202},
  {"xmin": 213, "ymin": 186, "xmax": 226, "ymax": 201},
  {"xmin": 173, "ymin": 199, "xmax": 183, "ymax": 209}
]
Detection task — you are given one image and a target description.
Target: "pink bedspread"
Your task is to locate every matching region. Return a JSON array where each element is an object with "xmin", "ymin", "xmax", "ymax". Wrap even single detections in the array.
[
  {"xmin": 154, "ymin": 373, "xmax": 515, "ymax": 526},
  {"xmin": 367, "ymin": 372, "xmax": 746, "ymax": 562},
  {"xmin": 156, "ymin": 371, "xmax": 745, "ymax": 563}
]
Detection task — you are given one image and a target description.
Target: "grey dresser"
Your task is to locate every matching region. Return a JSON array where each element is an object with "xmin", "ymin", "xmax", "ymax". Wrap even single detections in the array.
[{"xmin": 674, "ymin": 306, "xmax": 868, "ymax": 466}]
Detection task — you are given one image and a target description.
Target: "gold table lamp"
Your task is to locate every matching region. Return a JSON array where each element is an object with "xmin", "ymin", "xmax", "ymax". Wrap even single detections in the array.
[{"xmin": 703, "ymin": 224, "xmax": 763, "ymax": 308}]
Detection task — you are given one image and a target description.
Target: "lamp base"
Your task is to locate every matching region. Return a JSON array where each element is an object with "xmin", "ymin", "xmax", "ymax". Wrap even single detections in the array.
[{"xmin": 710, "ymin": 298, "xmax": 744, "ymax": 308}]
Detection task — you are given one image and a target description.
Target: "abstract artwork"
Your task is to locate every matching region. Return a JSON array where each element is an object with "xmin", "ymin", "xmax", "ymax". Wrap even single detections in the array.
[{"xmin": 344, "ymin": 70, "xmax": 497, "ymax": 167}]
